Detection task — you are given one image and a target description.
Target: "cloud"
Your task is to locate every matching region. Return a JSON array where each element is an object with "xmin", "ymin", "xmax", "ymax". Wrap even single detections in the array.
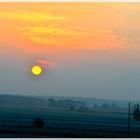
[
  {"xmin": 0, "ymin": 12, "xmax": 66, "ymax": 21},
  {"xmin": 16, "ymin": 26, "xmax": 88, "ymax": 36},
  {"xmin": 16, "ymin": 25, "xmax": 90, "ymax": 46},
  {"xmin": 37, "ymin": 60, "xmax": 55, "ymax": 65},
  {"xmin": 0, "ymin": 8, "xmax": 131, "ymax": 52},
  {"xmin": 48, "ymin": 24, "xmax": 113, "ymax": 34},
  {"xmin": 16, "ymin": 25, "xmax": 129, "ymax": 50},
  {"xmin": 37, "ymin": 59, "xmax": 59, "ymax": 69},
  {"xmin": 16, "ymin": 25, "xmax": 115, "ymax": 47}
]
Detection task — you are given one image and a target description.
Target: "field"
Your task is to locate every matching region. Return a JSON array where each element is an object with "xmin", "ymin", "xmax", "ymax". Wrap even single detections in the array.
[{"xmin": 0, "ymin": 106, "xmax": 140, "ymax": 137}]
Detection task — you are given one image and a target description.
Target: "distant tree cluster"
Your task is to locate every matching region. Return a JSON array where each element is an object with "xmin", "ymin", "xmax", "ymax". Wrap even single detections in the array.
[
  {"xmin": 91, "ymin": 103, "xmax": 120, "ymax": 111},
  {"xmin": 47, "ymin": 98, "xmax": 89, "ymax": 112},
  {"xmin": 133, "ymin": 104, "xmax": 140, "ymax": 121}
]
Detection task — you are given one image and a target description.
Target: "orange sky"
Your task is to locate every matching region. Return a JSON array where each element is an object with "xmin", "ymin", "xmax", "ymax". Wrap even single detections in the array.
[
  {"xmin": 0, "ymin": 3, "xmax": 140, "ymax": 64},
  {"xmin": 1, "ymin": 3, "xmax": 140, "ymax": 99}
]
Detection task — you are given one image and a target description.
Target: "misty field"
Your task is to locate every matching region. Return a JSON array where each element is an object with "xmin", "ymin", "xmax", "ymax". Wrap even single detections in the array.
[{"xmin": 0, "ymin": 106, "xmax": 140, "ymax": 137}]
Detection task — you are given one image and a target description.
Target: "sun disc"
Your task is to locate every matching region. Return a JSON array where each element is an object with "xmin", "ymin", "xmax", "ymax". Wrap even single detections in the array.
[{"xmin": 32, "ymin": 65, "xmax": 42, "ymax": 75}]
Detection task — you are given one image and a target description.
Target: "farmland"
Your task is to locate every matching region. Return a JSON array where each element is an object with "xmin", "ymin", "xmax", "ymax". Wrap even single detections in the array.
[{"xmin": 0, "ymin": 105, "xmax": 140, "ymax": 137}]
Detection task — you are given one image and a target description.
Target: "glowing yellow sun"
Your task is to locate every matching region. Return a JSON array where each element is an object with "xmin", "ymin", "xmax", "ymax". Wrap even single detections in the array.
[{"xmin": 32, "ymin": 65, "xmax": 42, "ymax": 75}]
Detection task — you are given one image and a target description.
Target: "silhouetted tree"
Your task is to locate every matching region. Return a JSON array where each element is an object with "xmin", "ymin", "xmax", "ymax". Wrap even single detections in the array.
[
  {"xmin": 32, "ymin": 118, "xmax": 45, "ymax": 128},
  {"xmin": 133, "ymin": 104, "xmax": 140, "ymax": 121}
]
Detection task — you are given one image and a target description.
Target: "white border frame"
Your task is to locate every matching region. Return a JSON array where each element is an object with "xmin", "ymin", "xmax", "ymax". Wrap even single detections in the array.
[{"xmin": 0, "ymin": 0, "xmax": 140, "ymax": 2}]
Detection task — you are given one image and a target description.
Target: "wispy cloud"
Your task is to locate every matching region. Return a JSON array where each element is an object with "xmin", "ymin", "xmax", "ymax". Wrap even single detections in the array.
[
  {"xmin": 37, "ymin": 60, "xmax": 55, "ymax": 65},
  {"xmin": 0, "ymin": 5, "xmax": 132, "ymax": 52},
  {"xmin": 20, "ymin": 27, "xmax": 129, "ymax": 51},
  {"xmin": 37, "ymin": 59, "xmax": 59, "ymax": 69},
  {"xmin": 0, "ymin": 12, "xmax": 66, "ymax": 21},
  {"xmin": 16, "ymin": 26, "xmax": 89, "ymax": 36}
]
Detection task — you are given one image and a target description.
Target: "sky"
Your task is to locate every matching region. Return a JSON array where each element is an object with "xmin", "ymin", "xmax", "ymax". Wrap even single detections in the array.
[{"xmin": 0, "ymin": 2, "xmax": 140, "ymax": 100}]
